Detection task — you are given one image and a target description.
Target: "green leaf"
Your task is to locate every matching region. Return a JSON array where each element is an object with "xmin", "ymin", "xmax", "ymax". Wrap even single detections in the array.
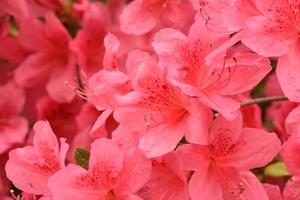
[
  {"xmin": 264, "ymin": 161, "xmax": 290, "ymax": 177},
  {"xmin": 74, "ymin": 148, "xmax": 90, "ymax": 170}
]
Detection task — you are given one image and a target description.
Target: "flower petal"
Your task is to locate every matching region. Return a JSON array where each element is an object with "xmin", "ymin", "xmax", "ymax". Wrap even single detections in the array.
[
  {"xmin": 219, "ymin": 128, "xmax": 281, "ymax": 170},
  {"xmin": 277, "ymin": 45, "xmax": 300, "ymax": 102}
]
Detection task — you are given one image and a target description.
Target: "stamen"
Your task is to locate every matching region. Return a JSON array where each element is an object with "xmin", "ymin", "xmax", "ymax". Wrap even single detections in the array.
[
  {"xmin": 64, "ymin": 81, "xmax": 88, "ymax": 100},
  {"xmin": 210, "ymin": 159, "xmax": 245, "ymax": 199},
  {"xmin": 143, "ymin": 113, "xmax": 163, "ymax": 129},
  {"xmin": 10, "ymin": 189, "xmax": 23, "ymax": 200}
]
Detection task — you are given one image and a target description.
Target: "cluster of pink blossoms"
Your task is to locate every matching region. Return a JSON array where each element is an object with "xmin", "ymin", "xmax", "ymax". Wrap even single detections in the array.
[{"xmin": 1, "ymin": 0, "xmax": 300, "ymax": 199}]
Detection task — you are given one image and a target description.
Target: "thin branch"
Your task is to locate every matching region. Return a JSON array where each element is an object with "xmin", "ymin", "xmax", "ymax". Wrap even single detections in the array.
[{"xmin": 241, "ymin": 96, "xmax": 289, "ymax": 107}]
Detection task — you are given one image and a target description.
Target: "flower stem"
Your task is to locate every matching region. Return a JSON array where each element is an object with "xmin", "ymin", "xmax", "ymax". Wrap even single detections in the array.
[{"xmin": 240, "ymin": 96, "xmax": 289, "ymax": 107}]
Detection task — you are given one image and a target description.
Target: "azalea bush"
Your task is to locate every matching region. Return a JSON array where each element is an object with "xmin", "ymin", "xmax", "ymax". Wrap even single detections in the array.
[{"xmin": 1, "ymin": 0, "xmax": 300, "ymax": 199}]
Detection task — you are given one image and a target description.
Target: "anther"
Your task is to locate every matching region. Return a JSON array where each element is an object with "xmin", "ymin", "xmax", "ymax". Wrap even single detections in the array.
[{"xmin": 145, "ymin": 121, "xmax": 151, "ymax": 127}]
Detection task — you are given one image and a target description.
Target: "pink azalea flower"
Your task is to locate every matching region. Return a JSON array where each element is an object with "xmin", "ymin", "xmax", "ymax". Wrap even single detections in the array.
[
  {"xmin": 241, "ymin": 0, "xmax": 300, "ymax": 101},
  {"xmin": 14, "ymin": 12, "xmax": 76, "ymax": 103},
  {"xmin": 0, "ymin": 81, "xmax": 28, "ymax": 154},
  {"xmin": 48, "ymin": 138, "xmax": 151, "ymax": 200},
  {"xmin": 115, "ymin": 49, "xmax": 212, "ymax": 157},
  {"xmin": 119, "ymin": 0, "xmax": 195, "ymax": 35},
  {"xmin": 152, "ymin": 18, "xmax": 271, "ymax": 119},
  {"xmin": 177, "ymin": 113, "xmax": 281, "ymax": 200},
  {"xmin": 5, "ymin": 121, "xmax": 69, "ymax": 196}
]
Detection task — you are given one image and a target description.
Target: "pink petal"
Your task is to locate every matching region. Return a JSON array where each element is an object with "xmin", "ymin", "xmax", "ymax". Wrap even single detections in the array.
[
  {"xmin": 209, "ymin": 113, "xmax": 243, "ymax": 146},
  {"xmin": 238, "ymin": 171, "xmax": 269, "ymax": 200},
  {"xmin": 14, "ymin": 53, "xmax": 51, "ymax": 87},
  {"xmin": 219, "ymin": 53, "xmax": 271, "ymax": 95},
  {"xmin": 89, "ymin": 109, "xmax": 113, "ymax": 138},
  {"xmin": 0, "ymin": 0, "xmax": 30, "ymax": 19},
  {"xmin": 277, "ymin": 45, "xmax": 300, "ymax": 102},
  {"xmin": 189, "ymin": 169, "xmax": 223, "ymax": 200},
  {"xmin": 0, "ymin": 81, "xmax": 26, "ymax": 114},
  {"xmin": 184, "ymin": 99, "xmax": 213, "ymax": 144},
  {"xmin": 242, "ymin": 16, "xmax": 295, "ymax": 57},
  {"xmin": 280, "ymin": 135, "xmax": 300, "ymax": 176},
  {"xmin": 0, "ymin": 117, "xmax": 28, "ymax": 154},
  {"xmin": 43, "ymin": 12, "xmax": 71, "ymax": 50},
  {"xmin": 253, "ymin": 0, "xmax": 279, "ymax": 15},
  {"xmin": 121, "ymin": 151, "xmax": 151, "ymax": 193},
  {"xmin": 120, "ymin": 0, "xmax": 158, "ymax": 35},
  {"xmin": 89, "ymin": 138, "xmax": 124, "ymax": 174},
  {"xmin": 177, "ymin": 144, "xmax": 209, "ymax": 171},
  {"xmin": 113, "ymin": 92, "xmax": 143, "ymax": 108},
  {"xmin": 5, "ymin": 147, "xmax": 51, "ymax": 195},
  {"xmin": 283, "ymin": 178, "xmax": 300, "ymax": 200},
  {"xmin": 33, "ymin": 121, "xmax": 59, "ymax": 158},
  {"xmin": 48, "ymin": 164, "xmax": 105, "ymax": 200},
  {"xmin": 188, "ymin": 15, "xmax": 227, "ymax": 47},
  {"xmin": 144, "ymin": 166, "xmax": 189, "ymax": 200},
  {"xmin": 285, "ymin": 106, "xmax": 300, "ymax": 136},
  {"xmin": 125, "ymin": 49, "xmax": 158, "ymax": 82},
  {"xmin": 223, "ymin": 0, "xmax": 260, "ymax": 32},
  {"xmin": 121, "ymin": 194, "xmax": 143, "ymax": 200},
  {"xmin": 58, "ymin": 138, "xmax": 69, "ymax": 168},
  {"xmin": 88, "ymin": 70, "xmax": 130, "ymax": 110},
  {"xmin": 220, "ymin": 128, "xmax": 281, "ymax": 170},
  {"xmin": 138, "ymin": 121, "xmax": 185, "ymax": 158},
  {"xmin": 103, "ymin": 33, "xmax": 120, "ymax": 70},
  {"xmin": 198, "ymin": 92, "xmax": 240, "ymax": 120},
  {"xmin": 263, "ymin": 183, "xmax": 283, "ymax": 200},
  {"xmin": 46, "ymin": 63, "xmax": 76, "ymax": 103},
  {"xmin": 18, "ymin": 19, "xmax": 48, "ymax": 51},
  {"xmin": 152, "ymin": 28, "xmax": 188, "ymax": 69}
]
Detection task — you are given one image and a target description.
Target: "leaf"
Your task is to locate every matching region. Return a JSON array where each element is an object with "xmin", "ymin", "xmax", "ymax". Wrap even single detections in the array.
[
  {"xmin": 264, "ymin": 161, "xmax": 290, "ymax": 177},
  {"xmin": 74, "ymin": 148, "xmax": 90, "ymax": 170}
]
